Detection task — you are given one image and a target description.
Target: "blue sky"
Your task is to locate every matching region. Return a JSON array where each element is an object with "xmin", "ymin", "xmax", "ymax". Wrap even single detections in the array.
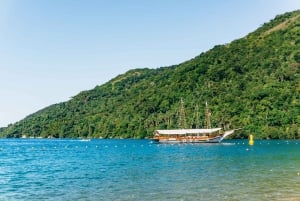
[{"xmin": 0, "ymin": 0, "xmax": 300, "ymax": 127}]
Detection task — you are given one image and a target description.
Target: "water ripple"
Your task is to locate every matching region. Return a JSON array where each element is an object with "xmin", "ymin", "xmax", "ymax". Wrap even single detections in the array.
[{"xmin": 0, "ymin": 139, "xmax": 299, "ymax": 200}]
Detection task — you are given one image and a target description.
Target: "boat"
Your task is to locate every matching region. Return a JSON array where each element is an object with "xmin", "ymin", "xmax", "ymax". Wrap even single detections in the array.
[
  {"xmin": 79, "ymin": 138, "xmax": 91, "ymax": 142},
  {"xmin": 152, "ymin": 100, "xmax": 236, "ymax": 143},
  {"xmin": 153, "ymin": 128, "xmax": 235, "ymax": 143}
]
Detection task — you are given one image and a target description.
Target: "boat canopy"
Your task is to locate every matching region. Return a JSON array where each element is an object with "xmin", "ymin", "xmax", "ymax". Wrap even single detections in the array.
[{"xmin": 155, "ymin": 128, "xmax": 222, "ymax": 135}]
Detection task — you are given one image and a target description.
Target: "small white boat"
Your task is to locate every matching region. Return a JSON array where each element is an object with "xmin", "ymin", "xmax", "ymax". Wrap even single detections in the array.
[{"xmin": 80, "ymin": 138, "xmax": 91, "ymax": 142}]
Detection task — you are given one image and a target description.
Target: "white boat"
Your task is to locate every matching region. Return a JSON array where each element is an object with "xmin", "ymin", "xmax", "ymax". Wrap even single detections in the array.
[
  {"xmin": 153, "ymin": 128, "xmax": 235, "ymax": 143},
  {"xmin": 79, "ymin": 138, "xmax": 91, "ymax": 142},
  {"xmin": 152, "ymin": 100, "xmax": 236, "ymax": 143}
]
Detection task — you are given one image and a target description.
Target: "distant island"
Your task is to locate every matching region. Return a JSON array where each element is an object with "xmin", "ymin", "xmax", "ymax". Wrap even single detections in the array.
[{"xmin": 1, "ymin": 10, "xmax": 299, "ymax": 139}]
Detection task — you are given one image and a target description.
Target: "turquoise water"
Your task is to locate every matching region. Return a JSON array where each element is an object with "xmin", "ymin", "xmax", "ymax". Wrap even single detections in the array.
[{"xmin": 0, "ymin": 139, "xmax": 299, "ymax": 201}]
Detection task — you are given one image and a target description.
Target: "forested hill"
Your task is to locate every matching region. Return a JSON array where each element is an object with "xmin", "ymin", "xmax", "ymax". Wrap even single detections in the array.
[{"xmin": 1, "ymin": 10, "xmax": 300, "ymax": 139}]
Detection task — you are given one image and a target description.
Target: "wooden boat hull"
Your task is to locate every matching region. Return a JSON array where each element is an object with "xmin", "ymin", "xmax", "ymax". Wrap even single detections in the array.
[
  {"xmin": 152, "ymin": 135, "xmax": 223, "ymax": 143},
  {"xmin": 152, "ymin": 129, "xmax": 237, "ymax": 144}
]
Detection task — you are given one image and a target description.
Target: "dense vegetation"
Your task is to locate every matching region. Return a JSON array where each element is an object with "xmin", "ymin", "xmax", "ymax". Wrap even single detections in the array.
[{"xmin": 1, "ymin": 10, "xmax": 299, "ymax": 139}]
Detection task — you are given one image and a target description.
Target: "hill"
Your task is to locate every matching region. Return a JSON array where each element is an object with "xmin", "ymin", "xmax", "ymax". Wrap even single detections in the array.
[{"xmin": 1, "ymin": 10, "xmax": 299, "ymax": 139}]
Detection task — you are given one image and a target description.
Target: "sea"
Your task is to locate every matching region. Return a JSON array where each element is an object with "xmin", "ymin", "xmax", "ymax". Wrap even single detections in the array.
[{"xmin": 0, "ymin": 139, "xmax": 299, "ymax": 201}]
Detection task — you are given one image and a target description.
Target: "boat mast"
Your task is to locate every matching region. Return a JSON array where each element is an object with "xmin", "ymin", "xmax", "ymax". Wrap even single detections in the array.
[
  {"xmin": 193, "ymin": 104, "xmax": 200, "ymax": 129},
  {"xmin": 205, "ymin": 101, "xmax": 211, "ymax": 129},
  {"xmin": 179, "ymin": 98, "xmax": 187, "ymax": 129}
]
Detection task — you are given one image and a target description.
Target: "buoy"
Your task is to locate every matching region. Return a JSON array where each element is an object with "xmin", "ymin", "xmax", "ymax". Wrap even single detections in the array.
[{"xmin": 249, "ymin": 134, "xmax": 254, "ymax": 146}]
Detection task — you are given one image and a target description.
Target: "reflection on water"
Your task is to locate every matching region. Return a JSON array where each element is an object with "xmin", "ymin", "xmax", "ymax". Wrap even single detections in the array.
[{"xmin": 0, "ymin": 139, "xmax": 299, "ymax": 201}]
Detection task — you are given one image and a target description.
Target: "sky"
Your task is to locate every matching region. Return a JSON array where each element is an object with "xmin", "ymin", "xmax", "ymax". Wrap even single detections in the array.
[{"xmin": 0, "ymin": 0, "xmax": 300, "ymax": 127}]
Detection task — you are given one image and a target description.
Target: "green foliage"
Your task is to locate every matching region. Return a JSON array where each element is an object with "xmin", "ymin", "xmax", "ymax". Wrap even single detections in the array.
[{"xmin": 0, "ymin": 10, "xmax": 299, "ymax": 139}]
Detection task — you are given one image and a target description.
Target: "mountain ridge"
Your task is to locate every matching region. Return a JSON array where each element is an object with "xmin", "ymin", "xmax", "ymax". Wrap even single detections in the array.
[{"xmin": 1, "ymin": 10, "xmax": 299, "ymax": 139}]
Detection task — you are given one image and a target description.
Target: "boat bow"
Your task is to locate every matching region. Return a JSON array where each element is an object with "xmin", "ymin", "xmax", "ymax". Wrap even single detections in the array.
[{"xmin": 220, "ymin": 128, "xmax": 242, "ymax": 141}]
